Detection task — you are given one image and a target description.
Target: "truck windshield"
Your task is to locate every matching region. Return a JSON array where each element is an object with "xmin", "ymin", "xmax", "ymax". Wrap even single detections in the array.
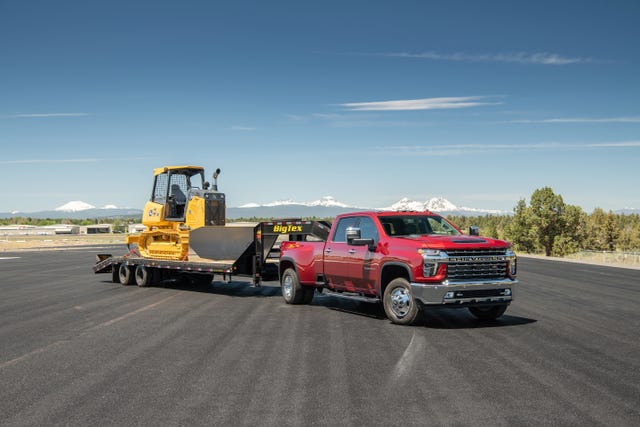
[{"xmin": 378, "ymin": 215, "xmax": 460, "ymax": 237}]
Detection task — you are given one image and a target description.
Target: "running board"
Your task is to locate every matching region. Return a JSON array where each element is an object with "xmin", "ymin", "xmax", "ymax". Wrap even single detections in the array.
[{"xmin": 319, "ymin": 288, "xmax": 380, "ymax": 303}]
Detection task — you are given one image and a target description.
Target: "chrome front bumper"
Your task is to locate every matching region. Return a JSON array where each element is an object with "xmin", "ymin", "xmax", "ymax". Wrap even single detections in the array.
[{"xmin": 410, "ymin": 278, "xmax": 518, "ymax": 305}]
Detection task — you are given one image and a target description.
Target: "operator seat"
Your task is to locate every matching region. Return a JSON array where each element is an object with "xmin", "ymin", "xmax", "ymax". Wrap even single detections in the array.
[{"xmin": 169, "ymin": 184, "xmax": 187, "ymax": 219}]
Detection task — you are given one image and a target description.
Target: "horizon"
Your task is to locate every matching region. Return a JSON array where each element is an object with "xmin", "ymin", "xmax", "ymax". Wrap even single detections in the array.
[
  {"xmin": 2, "ymin": 1, "xmax": 639, "ymax": 213},
  {"xmin": 3, "ymin": 194, "xmax": 637, "ymax": 216}
]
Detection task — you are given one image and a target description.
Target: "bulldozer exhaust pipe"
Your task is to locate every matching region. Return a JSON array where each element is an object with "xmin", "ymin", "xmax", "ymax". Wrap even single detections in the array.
[{"xmin": 213, "ymin": 168, "xmax": 221, "ymax": 191}]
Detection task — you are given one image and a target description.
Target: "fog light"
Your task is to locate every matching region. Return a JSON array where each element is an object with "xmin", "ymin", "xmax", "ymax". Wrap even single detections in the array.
[
  {"xmin": 504, "ymin": 288, "xmax": 512, "ymax": 296},
  {"xmin": 445, "ymin": 291, "xmax": 455, "ymax": 299}
]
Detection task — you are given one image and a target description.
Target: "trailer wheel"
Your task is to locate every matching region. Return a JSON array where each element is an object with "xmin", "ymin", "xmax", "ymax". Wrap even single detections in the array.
[
  {"xmin": 118, "ymin": 263, "xmax": 135, "ymax": 286},
  {"xmin": 281, "ymin": 268, "xmax": 308, "ymax": 304},
  {"xmin": 468, "ymin": 304, "xmax": 507, "ymax": 321},
  {"xmin": 111, "ymin": 264, "xmax": 120, "ymax": 283},
  {"xmin": 383, "ymin": 278, "xmax": 422, "ymax": 325},
  {"xmin": 151, "ymin": 268, "xmax": 162, "ymax": 285},
  {"xmin": 135, "ymin": 265, "xmax": 152, "ymax": 287},
  {"xmin": 193, "ymin": 274, "xmax": 213, "ymax": 287}
]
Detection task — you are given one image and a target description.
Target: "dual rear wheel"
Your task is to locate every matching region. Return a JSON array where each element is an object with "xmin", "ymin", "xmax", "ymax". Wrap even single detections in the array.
[
  {"xmin": 281, "ymin": 268, "xmax": 314, "ymax": 305},
  {"xmin": 116, "ymin": 264, "xmax": 154, "ymax": 287}
]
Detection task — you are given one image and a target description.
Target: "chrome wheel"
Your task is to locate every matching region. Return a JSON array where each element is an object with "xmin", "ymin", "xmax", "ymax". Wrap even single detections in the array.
[
  {"xmin": 390, "ymin": 286, "xmax": 411, "ymax": 318},
  {"xmin": 282, "ymin": 274, "xmax": 293, "ymax": 300}
]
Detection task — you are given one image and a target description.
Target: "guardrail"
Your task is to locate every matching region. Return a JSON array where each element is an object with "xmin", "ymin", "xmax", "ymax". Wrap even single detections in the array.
[{"xmin": 566, "ymin": 250, "xmax": 640, "ymax": 266}]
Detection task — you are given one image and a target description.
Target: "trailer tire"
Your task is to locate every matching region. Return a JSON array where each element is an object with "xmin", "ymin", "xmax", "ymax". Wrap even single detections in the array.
[
  {"xmin": 468, "ymin": 304, "xmax": 507, "ymax": 321},
  {"xmin": 135, "ymin": 265, "xmax": 152, "ymax": 287},
  {"xmin": 118, "ymin": 263, "xmax": 135, "ymax": 286},
  {"xmin": 194, "ymin": 274, "xmax": 213, "ymax": 287},
  {"xmin": 281, "ymin": 268, "xmax": 307, "ymax": 304},
  {"xmin": 383, "ymin": 278, "xmax": 422, "ymax": 325},
  {"xmin": 152, "ymin": 268, "xmax": 162, "ymax": 285},
  {"xmin": 112, "ymin": 264, "xmax": 120, "ymax": 283}
]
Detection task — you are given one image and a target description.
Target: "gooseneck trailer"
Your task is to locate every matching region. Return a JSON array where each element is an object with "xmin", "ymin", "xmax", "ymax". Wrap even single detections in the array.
[{"xmin": 93, "ymin": 220, "xmax": 330, "ymax": 287}]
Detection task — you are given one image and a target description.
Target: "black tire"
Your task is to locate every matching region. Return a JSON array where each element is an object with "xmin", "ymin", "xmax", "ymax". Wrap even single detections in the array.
[
  {"xmin": 118, "ymin": 263, "xmax": 135, "ymax": 286},
  {"xmin": 383, "ymin": 278, "xmax": 422, "ymax": 325},
  {"xmin": 111, "ymin": 264, "xmax": 120, "ymax": 283},
  {"xmin": 152, "ymin": 268, "xmax": 163, "ymax": 285},
  {"xmin": 468, "ymin": 305, "xmax": 507, "ymax": 321},
  {"xmin": 193, "ymin": 274, "xmax": 213, "ymax": 287},
  {"xmin": 281, "ymin": 268, "xmax": 309, "ymax": 304},
  {"xmin": 135, "ymin": 265, "xmax": 152, "ymax": 287},
  {"xmin": 302, "ymin": 286, "xmax": 315, "ymax": 304}
]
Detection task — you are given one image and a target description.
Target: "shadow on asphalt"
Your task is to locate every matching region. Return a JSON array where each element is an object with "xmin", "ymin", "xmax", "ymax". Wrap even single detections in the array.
[
  {"xmin": 315, "ymin": 296, "xmax": 537, "ymax": 329},
  {"xmin": 98, "ymin": 278, "xmax": 537, "ymax": 328},
  {"xmin": 420, "ymin": 311, "xmax": 537, "ymax": 329}
]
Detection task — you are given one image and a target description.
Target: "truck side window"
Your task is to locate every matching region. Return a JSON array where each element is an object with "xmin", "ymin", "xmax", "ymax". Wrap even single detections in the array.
[
  {"xmin": 332, "ymin": 217, "xmax": 358, "ymax": 242},
  {"xmin": 359, "ymin": 217, "xmax": 379, "ymax": 243}
]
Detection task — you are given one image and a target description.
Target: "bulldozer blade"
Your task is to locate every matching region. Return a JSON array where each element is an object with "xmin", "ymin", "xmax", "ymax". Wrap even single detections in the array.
[{"xmin": 188, "ymin": 225, "xmax": 255, "ymax": 262}]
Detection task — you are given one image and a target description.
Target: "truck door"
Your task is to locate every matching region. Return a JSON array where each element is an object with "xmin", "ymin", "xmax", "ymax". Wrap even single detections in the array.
[
  {"xmin": 348, "ymin": 216, "xmax": 379, "ymax": 294},
  {"xmin": 323, "ymin": 216, "xmax": 359, "ymax": 291}
]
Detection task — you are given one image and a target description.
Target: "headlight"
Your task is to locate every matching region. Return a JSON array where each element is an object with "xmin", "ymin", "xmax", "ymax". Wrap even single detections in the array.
[
  {"xmin": 419, "ymin": 249, "xmax": 441, "ymax": 257},
  {"xmin": 420, "ymin": 249, "xmax": 442, "ymax": 277},
  {"xmin": 506, "ymin": 248, "xmax": 517, "ymax": 276}
]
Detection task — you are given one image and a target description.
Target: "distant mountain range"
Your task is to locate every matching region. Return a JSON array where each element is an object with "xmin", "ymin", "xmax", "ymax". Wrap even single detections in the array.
[
  {"xmin": 1, "ymin": 201, "xmax": 143, "ymax": 220},
  {"xmin": 228, "ymin": 196, "xmax": 508, "ymax": 218},
  {"xmin": 2, "ymin": 197, "xmax": 637, "ymax": 220}
]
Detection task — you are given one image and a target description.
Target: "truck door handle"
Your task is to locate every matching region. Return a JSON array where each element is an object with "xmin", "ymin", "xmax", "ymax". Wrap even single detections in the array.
[
  {"xmin": 348, "ymin": 249, "xmax": 356, "ymax": 254},
  {"xmin": 325, "ymin": 248, "xmax": 332, "ymax": 253}
]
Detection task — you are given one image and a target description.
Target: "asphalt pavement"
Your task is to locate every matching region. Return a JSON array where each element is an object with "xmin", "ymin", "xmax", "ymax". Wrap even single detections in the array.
[{"xmin": 0, "ymin": 247, "xmax": 639, "ymax": 426}]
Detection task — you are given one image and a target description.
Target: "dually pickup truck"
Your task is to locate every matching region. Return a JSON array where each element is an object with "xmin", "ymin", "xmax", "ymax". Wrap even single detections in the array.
[{"xmin": 279, "ymin": 211, "xmax": 518, "ymax": 325}]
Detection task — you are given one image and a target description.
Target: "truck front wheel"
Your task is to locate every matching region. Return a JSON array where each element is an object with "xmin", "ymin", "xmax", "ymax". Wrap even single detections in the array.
[
  {"xmin": 468, "ymin": 305, "xmax": 507, "ymax": 321},
  {"xmin": 383, "ymin": 278, "xmax": 422, "ymax": 325},
  {"xmin": 281, "ymin": 268, "xmax": 313, "ymax": 305}
]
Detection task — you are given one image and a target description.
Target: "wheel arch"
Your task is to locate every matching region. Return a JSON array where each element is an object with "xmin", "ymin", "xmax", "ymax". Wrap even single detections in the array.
[
  {"xmin": 379, "ymin": 262, "xmax": 412, "ymax": 297},
  {"xmin": 279, "ymin": 257, "xmax": 297, "ymax": 282}
]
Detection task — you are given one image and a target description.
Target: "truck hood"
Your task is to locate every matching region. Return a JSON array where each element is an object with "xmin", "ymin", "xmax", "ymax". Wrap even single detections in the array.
[{"xmin": 394, "ymin": 234, "xmax": 510, "ymax": 250}]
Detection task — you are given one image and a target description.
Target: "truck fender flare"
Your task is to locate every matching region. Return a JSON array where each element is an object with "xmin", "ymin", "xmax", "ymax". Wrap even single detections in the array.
[
  {"xmin": 278, "ymin": 257, "xmax": 298, "ymax": 280},
  {"xmin": 379, "ymin": 261, "xmax": 413, "ymax": 293}
]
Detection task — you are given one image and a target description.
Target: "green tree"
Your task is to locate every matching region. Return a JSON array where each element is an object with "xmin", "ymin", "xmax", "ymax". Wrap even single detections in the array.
[
  {"xmin": 504, "ymin": 199, "xmax": 537, "ymax": 253},
  {"xmin": 588, "ymin": 208, "xmax": 620, "ymax": 251},
  {"xmin": 529, "ymin": 187, "xmax": 566, "ymax": 256},
  {"xmin": 552, "ymin": 204, "xmax": 587, "ymax": 256}
]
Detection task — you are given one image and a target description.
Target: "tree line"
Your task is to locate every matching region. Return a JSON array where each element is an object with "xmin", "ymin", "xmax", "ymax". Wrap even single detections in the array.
[{"xmin": 448, "ymin": 187, "xmax": 640, "ymax": 256}]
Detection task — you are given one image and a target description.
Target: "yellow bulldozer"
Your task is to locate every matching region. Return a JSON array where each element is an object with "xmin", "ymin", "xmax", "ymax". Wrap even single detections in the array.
[{"xmin": 126, "ymin": 165, "xmax": 228, "ymax": 261}]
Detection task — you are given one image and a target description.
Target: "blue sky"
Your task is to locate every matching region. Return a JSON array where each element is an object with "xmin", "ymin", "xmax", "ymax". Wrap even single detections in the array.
[{"xmin": 1, "ymin": 0, "xmax": 639, "ymax": 213}]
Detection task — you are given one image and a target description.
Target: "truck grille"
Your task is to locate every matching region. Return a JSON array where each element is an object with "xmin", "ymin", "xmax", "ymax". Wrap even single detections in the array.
[
  {"xmin": 447, "ymin": 261, "xmax": 507, "ymax": 280},
  {"xmin": 445, "ymin": 248, "xmax": 507, "ymax": 257},
  {"xmin": 444, "ymin": 249, "xmax": 509, "ymax": 280}
]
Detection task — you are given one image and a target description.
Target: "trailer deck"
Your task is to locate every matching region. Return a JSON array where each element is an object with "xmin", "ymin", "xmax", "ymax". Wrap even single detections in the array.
[{"xmin": 94, "ymin": 219, "xmax": 331, "ymax": 286}]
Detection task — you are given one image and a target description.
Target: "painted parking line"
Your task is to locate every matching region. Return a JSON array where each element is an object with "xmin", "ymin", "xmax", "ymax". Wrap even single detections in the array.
[{"xmin": 0, "ymin": 257, "xmax": 21, "ymax": 260}]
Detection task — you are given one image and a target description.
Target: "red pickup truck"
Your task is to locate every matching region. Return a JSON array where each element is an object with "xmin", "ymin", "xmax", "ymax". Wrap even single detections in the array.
[{"xmin": 279, "ymin": 211, "xmax": 518, "ymax": 325}]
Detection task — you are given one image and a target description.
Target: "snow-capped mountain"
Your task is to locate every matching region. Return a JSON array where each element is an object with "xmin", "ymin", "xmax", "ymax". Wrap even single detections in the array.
[
  {"xmin": 55, "ymin": 201, "xmax": 96, "ymax": 212},
  {"xmin": 425, "ymin": 197, "xmax": 458, "ymax": 212},
  {"xmin": 229, "ymin": 196, "xmax": 357, "ymax": 218},
  {"xmin": 380, "ymin": 196, "xmax": 506, "ymax": 215},
  {"xmin": 238, "ymin": 196, "xmax": 353, "ymax": 209},
  {"xmin": 307, "ymin": 196, "xmax": 351, "ymax": 208},
  {"xmin": 385, "ymin": 197, "xmax": 458, "ymax": 212}
]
